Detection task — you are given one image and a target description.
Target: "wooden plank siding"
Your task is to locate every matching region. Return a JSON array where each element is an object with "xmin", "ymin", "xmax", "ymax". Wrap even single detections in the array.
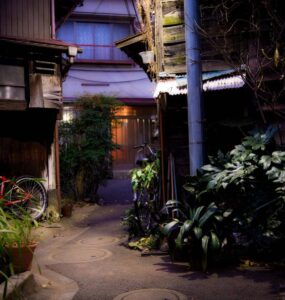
[
  {"xmin": 162, "ymin": 0, "xmax": 184, "ymax": 27},
  {"xmin": 0, "ymin": 0, "xmax": 51, "ymax": 39},
  {"xmin": 155, "ymin": 0, "xmax": 241, "ymax": 75},
  {"xmin": 0, "ymin": 110, "xmax": 57, "ymax": 178},
  {"xmin": 112, "ymin": 106, "xmax": 156, "ymax": 171},
  {"xmin": 152, "ymin": 0, "xmax": 187, "ymax": 75},
  {"xmin": 155, "ymin": 0, "xmax": 163, "ymax": 80}
]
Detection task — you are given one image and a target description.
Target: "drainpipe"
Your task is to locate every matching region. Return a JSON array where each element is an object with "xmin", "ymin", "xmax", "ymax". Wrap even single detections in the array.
[
  {"xmin": 184, "ymin": 0, "xmax": 204, "ymax": 175},
  {"xmin": 51, "ymin": 0, "xmax": 56, "ymax": 39},
  {"xmin": 55, "ymin": 120, "xmax": 61, "ymax": 206}
]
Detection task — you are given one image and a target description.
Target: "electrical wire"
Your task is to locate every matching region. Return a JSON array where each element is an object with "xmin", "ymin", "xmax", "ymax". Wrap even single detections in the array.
[
  {"xmin": 131, "ymin": 0, "xmax": 142, "ymax": 32},
  {"xmin": 94, "ymin": 0, "xmax": 104, "ymax": 12}
]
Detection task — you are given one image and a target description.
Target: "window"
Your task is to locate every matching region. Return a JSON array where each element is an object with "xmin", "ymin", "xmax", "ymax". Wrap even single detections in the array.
[
  {"xmin": 0, "ymin": 65, "xmax": 25, "ymax": 100},
  {"xmin": 62, "ymin": 106, "xmax": 76, "ymax": 122},
  {"xmin": 57, "ymin": 21, "xmax": 130, "ymax": 62}
]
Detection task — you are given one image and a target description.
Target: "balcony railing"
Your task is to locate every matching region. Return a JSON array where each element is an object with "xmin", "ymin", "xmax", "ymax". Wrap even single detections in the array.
[{"xmin": 75, "ymin": 44, "xmax": 132, "ymax": 63}]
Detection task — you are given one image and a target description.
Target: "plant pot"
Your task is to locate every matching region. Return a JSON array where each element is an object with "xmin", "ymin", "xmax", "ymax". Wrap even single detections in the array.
[
  {"xmin": 61, "ymin": 204, "xmax": 73, "ymax": 218},
  {"xmin": 5, "ymin": 242, "xmax": 37, "ymax": 274}
]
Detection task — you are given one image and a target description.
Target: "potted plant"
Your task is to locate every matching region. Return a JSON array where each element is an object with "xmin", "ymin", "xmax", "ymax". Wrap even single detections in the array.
[
  {"xmin": 61, "ymin": 198, "xmax": 74, "ymax": 218},
  {"xmin": 0, "ymin": 207, "xmax": 38, "ymax": 274}
]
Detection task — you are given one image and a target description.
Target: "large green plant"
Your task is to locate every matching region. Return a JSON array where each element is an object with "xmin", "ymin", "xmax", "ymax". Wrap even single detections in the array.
[
  {"xmin": 60, "ymin": 95, "xmax": 121, "ymax": 201},
  {"xmin": 162, "ymin": 202, "xmax": 229, "ymax": 271},
  {"xmin": 161, "ymin": 127, "xmax": 285, "ymax": 269},
  {"xmin": 184, "ymin": 127, "xmax": 285, "ymax": 259}
]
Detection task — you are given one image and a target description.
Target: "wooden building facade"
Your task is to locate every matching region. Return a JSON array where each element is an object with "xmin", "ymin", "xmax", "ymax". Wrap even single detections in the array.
[
  {"xmin": 0, "ymin": 0, "xmax": 82, "ymax": 211},
  {"xmin": 118, "ymin": 0, "xmax": 285, "ymax": 204}
]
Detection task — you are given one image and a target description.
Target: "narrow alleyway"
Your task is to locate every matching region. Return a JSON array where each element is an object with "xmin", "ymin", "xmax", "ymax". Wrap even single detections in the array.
[{"xmin": 23, "ymin": 179, "xmax": 284, "ymax": 300}]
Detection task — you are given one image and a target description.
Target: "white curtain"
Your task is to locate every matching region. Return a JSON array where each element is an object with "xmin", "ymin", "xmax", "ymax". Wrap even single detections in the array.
[
  {"xmin": 57, "ymin": 22, "xmax": 74, "ymax": 43},
  {"xmin": 113, "ymin": 24, "xmax": 130, "ymax": 60},
  {"xmin": 75, "ymin": 22, "xmax": 94, "ymax": 59},
  {"xmin": 94, "ymin": 23, "xmax": 112, "ymax": 60}
]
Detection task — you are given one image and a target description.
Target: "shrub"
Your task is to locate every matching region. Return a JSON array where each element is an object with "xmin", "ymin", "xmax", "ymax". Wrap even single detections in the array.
[
  {"xmin": 162, "ymin": 127, "xmax": 285, "ymax": 269},
  {"xmin": 59, "ymin": 95, "xmax": 121, "ymax": 201},
  {"xmin": 184, "ymin": 127, "xmax": 285, "ymax": 259}
]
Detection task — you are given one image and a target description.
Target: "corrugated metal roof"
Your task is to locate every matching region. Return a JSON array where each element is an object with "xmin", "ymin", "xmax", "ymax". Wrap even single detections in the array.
[
  {"xmin": 203, "ymin": 75, "xmax": 245, "ymax": 91},
  {"xmin": 154, "ymin": 70, "xmax": 245, "ymax": 97},
  {"xmin": 154, "ymin": 80, "xmax": 187, "ymax": 97}
]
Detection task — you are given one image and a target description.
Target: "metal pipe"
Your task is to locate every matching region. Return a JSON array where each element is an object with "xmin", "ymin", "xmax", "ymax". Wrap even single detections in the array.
[
  {"xmin": 184, "ymin": 0, "xmax": 204, "ymax": 175},
  {"xmin": 51, "ymin": 0, "xmax": 56, "ymax": 39},
  {"xmin": 55, "ymin": 120, "xmax": 61, "ymax": 206}
]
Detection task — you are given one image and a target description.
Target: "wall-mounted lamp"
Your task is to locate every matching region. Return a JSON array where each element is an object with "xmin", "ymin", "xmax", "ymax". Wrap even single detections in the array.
[
  {"xmin": 139, "ymin": 50, "xmax": 154, "ymax": 64},
  {"xmin": 68, "ymin": 46, "xmax": 78, "ymax": 63}
]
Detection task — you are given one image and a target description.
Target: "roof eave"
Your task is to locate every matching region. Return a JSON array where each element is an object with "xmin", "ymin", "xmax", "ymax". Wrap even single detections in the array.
[{"xmin": 115, "ymin": 32, "xmax": 152, "ymax": 80}]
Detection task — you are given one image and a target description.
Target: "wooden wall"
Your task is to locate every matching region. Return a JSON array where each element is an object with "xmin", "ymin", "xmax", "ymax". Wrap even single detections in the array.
[
  {"xmin": 0, "ymin": 110, "xmax": 56, "ymax": 178},
  {"xmin": 159, "ymin": 94, "xmax": 189, "ymax": 202},
  {"xmin": 0, "ymin": 0, "xmax": 51, "ymax": 39},
  {"xmin": 112, "ymin": 106, "xmax": 156, "ymax": 171},
  {"xmin": 155, "ymin": 0, "xmax": 186, "ymax": 74}
]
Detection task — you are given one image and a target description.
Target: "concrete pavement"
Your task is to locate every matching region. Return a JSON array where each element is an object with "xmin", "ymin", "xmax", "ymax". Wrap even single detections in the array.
[{"xmin": 6, "ymin": 179, "xmax": 284, "ymax": 300}]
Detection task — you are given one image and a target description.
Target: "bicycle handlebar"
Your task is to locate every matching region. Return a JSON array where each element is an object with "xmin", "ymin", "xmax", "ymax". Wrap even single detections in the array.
[
  {"xmin": 133, "ymin": 143, "xmax": 148, "ymax": 149},
  {"xmin": 133, "ymin": 143, "xmax": 157, "ymax": 161}
]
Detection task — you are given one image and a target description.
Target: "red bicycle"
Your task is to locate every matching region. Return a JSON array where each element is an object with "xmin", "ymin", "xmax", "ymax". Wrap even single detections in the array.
[{"xmin": 0, "ymin": 175, "xmax": 48, "ymax": 220}]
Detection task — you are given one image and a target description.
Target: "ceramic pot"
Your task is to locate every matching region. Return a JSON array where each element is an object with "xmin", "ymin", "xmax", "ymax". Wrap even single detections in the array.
[
  {"xmin": 61, "ymin": 203, "xmax": 73, "ymax": 218},
  {"xmin": 5, "ymin": 241, "xmax": 37, "ymax": 274}
]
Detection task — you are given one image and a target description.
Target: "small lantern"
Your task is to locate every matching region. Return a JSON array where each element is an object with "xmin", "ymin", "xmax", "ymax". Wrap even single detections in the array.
[{"xmin": 139, "ymin": 51, "xmax": 154, "ymax": 64}]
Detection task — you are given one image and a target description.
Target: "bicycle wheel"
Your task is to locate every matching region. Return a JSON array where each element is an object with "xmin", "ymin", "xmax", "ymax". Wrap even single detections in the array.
[
  {"xmin": 10, "ymin": 176, "xmax": 48, "ymax": 220},
  {"xmin": 135, "ymin": 190, "xmax": 151, "ymax": 235}
]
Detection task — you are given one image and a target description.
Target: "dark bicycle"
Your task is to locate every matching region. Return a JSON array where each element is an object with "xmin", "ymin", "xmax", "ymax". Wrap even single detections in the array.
[{"xmin": 131, "ymin": 143, "xmax": 160, "ymax": 235}]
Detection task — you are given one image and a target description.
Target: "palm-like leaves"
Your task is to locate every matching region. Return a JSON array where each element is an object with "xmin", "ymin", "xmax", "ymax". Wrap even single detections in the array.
[{"xmin": 162, "ymin": 202, "xmax": 224, "ymax": 271}]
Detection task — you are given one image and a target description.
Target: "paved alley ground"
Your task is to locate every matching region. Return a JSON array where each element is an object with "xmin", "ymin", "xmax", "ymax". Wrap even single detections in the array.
[{"xmin": 18, "ymin": 179, "xmax": 285, "ymax": 300}]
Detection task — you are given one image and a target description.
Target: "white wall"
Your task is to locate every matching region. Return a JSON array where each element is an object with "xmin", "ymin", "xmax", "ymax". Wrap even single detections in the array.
[{"xmin": 63, "ymin": 67, "xmax": 155, "ymax": 99}]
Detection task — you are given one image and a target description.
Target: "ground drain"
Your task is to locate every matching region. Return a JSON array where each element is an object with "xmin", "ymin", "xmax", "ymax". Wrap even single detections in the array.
[
  {"xmin": 77, "ymin": 236, "xmax": 119, "ymax": 246},
  {"xmin": 113, "ymin": 288, "xmax": 188, "ymax": 300},
  {"xmin": 51, "ymin": 247, "xmax": 112, "ymax": 264}
]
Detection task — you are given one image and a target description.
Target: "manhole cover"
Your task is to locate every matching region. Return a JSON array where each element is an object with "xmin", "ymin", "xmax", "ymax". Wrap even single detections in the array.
[
  {"xmin": 51, "ymin": 248, "xmax": 112, "ymax": 263},
  {"xmin": 113, "ymin": 288, "xmax": 188, "ymax": 300},
  {"xmin": 77, "ymin": 236, "xmax": 119, "ymax": 246}
]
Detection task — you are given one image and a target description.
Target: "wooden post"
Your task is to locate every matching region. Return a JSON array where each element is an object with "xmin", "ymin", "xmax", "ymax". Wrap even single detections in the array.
[{"xmin": 158, "ymin": 93, "xmax": 167, "ymax": 205}]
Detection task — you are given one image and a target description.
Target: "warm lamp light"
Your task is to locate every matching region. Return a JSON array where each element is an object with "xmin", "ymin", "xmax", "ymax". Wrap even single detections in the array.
[{"xmin": 68, "ymin": 46, "xmax": 78, "ymax": 63}]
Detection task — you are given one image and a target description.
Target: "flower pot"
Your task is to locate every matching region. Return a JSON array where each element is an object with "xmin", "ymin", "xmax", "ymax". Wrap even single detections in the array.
[
  {"xmin": 5, "ymin": 242, "xmax": 37, "ymax": 274},
  {"xmin": 61, "ymin": 203, "xmax": 73, "ymax": 218}
]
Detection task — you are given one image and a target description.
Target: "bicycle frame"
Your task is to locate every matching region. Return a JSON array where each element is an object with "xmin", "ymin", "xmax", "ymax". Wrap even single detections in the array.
[
  {"xmin": 131, "ymin": 143, "xmax": 161, "ymax": 234},
  {"xmin": 0, "ymin": 176, "xmax": 31, "ymax": 207}
]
